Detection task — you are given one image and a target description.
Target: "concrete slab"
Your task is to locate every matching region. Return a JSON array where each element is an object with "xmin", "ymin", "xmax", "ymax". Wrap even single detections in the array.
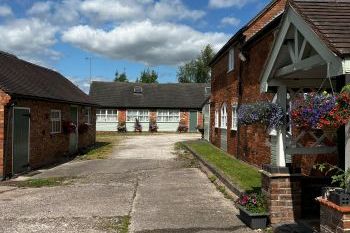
[{"xmin": 130, "ymin": 168, "xmax": 252, "ymax": 233}]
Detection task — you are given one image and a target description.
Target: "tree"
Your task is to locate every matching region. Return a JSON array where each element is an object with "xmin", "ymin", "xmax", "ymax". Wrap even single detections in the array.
[
  {"xmin": 177, "ymin": 44, "xmax": 214, "ymax": 83},
  {"xmin": 138, "ymin": 68, "xmax": 158, "ymax": 83},
  {"xmin": 114, "ymin": 70, "xmax": 128, "ymax": 82}
]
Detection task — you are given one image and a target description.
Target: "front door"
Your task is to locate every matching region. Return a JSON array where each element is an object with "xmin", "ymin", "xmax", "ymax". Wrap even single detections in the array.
[
  {"xmin": 13, "ymin": 108, "xmax": 30, "ymax": 174},
  {"xmin": 69, "ymin": 106, "xmax": 78, "ymax": 154},
  {"xmin": 189, "ymin": 111, "xmax": 197, "ymax": 132}
]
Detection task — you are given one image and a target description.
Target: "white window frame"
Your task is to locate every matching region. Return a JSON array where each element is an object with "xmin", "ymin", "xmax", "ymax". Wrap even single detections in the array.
[
  {"xmin": 221, "ymin": 103, "xmax": 227, "ymax": 129},
  {"xmin": 215, "ymin": 110, "xmax": 219, "ymax": 128},
  {"xmin": 157, "ymin": 109, "xmax": 180, "ymax": 122},
  {"xmin": 96, "ymin": 109, "xmax": 118, "ymax": 122},
  {"xmin": 50, "ymin": 109, "xmax": 61, "ymax": 134},
  {"xmin": 228, "ymin": 48, "xmax": 235, "ymax": 72},
  {"xmin": 127, "ymin": 109, "xmax": 149, "ymax": 122},
  {"xmin": 84, "ymin": 107, "xmax": 91, "ymax": 124},
  {"xmin": 232, "ymin": 104, "xmax": 238, "ymax": 130}
]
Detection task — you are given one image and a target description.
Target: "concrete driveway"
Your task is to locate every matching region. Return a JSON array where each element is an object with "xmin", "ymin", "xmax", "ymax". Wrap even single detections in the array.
[{"xmin": 0, "ymin": 133, "xmax": 253, "ymax": 233}]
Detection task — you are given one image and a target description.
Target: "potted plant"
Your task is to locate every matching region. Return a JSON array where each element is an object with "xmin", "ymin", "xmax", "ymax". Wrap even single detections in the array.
[
  {"xmin": 117, "ymin": 121, "xmax": 127, "ymax": 132},
  {"xmin": 196, "ymin": 124, "xmax": 204, "ymax": 138},
  {"xmin": 291, "ymin": 91, "xmax": 350, "ymax": 131},
  {"xmin": 134, "ymin": 118, "xmax": 142, "ymax": 132},
  {"xmin": 62, "ymin": 120, "xmax": 76, "ymax": 134},
  {"xmin": 237, "ymin": 102, "xmax": 285, "ymax": 130},
  {"xmin": 235, "ymin": 193, "xmax": 269, "ymax": 229},
  {"xmin": 315, "ymin": 163, "xmax": 350, "ymax": 206},
  {"xmin": 149, "ymin": 119, "xmax": 158, "ymax": 133},
  {"xmin": 177, "ymin": 123, "xmax": 188, "ymax": 133}
]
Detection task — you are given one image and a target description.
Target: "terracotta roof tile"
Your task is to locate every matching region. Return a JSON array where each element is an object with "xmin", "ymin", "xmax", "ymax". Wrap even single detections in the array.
[{"xmin": 291, "ymin": 0, "xmax": 350, "ymax": 57}]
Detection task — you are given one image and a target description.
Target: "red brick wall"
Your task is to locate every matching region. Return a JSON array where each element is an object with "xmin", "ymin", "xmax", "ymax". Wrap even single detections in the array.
[
  {"xmin": 3, "ymin": 98, "xmax": 96, "ymax": 177},
  {"xmin": 244, "ymin": 0, "xmax": 286, "ymax": 40},
  {"xmin": 0, "ymin": 90, "xmax": 11, "ymax": 178},
  {"xmin": 210, "ymin": 26, "xmax": 275, "ymax": 167}
]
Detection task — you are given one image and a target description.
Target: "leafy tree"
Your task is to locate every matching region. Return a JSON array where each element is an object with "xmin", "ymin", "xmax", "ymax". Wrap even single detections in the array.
[
  {"xmin": 138, "ymin": 68, "xmax": 158, "ymax": 83},
  {"xmin": 177, "ymin": 44, "xmax": 214, "ymax": 83},
  {"xmin": 114, "ymin": 70, "xmax": 128, "ymax": 82}
]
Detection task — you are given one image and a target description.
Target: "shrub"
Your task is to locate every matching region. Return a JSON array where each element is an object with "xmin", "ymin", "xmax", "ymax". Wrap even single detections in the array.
[
  {"xmin": 134, "ymin": 119, "xmax": 142, "ymax": 132},
  {"xmin": 149, "ymin": 120, "xmax": 158, "ymax": 132}
]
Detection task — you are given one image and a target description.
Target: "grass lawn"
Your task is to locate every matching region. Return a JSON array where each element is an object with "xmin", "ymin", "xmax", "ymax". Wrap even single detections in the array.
[{"xmin": 183, "ymin": 140, "xmax": 261, "ymax": 192}]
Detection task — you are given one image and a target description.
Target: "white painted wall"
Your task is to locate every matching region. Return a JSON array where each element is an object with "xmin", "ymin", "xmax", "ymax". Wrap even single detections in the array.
[
  {"xmin": 157, "ymin": 122, "xmax": 178, "ymax": 132},
  {"xmin": 96, "ymin": 122, "xmax": 118, "ymax": 131}
]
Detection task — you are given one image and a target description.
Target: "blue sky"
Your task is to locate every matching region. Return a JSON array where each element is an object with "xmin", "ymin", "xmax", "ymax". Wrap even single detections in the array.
[{"xmin": 0, "ymin": 0, "xmax": 269, "ymax": 92}]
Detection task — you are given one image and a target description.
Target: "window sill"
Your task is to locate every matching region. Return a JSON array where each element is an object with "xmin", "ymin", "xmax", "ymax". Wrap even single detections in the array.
[
  {"xmin": 231, "ymin": 128, "xmax": 237, "ymax": 131},
  {"xmin": 50, "ymin": 132, "xmax": 61, "ymax": 135}
]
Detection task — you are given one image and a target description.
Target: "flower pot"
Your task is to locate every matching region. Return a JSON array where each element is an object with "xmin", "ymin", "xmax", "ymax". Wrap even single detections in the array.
[
  {"xmin": 328, "ymin": 189, "xmax": 350, "ymax": 206},
  {"xmin": 237, "ymin": 205, "xmax": 268, "ymax": 229}
]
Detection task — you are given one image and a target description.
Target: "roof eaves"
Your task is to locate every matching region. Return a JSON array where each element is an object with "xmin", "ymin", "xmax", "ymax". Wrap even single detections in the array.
[{"xmin": 289, "ymin": 0, "xmax": 344, "ymax": 57}]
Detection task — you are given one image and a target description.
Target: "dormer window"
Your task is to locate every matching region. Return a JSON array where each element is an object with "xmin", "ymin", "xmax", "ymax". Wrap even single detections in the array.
[
  {"xmin": 228, "ymin": 48, "xmax": 235, "ymax": 72},
  {"xmin": 134, "ymin": 86, "xmax": 143, "ymax": 94}
]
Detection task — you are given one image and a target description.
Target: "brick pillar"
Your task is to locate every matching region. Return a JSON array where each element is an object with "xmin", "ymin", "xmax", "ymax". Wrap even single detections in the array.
[
  {"xmin": 261, "ymin": 165, "xmax": 301, "ymax": 224},
  {"xmin": 318, "ymin": 198, "xmax": 350, "ymax": 233},
  {"xmin": 118, "ymin": 109, "xmax": 126, "ymax": 122}
]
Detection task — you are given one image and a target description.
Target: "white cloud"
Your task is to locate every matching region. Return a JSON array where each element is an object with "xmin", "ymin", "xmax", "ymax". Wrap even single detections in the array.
[
  {"xmin": 0, "ymin": 5, "xmax": 13, "ymax": 17},
  {"xmin": 0, "ymin": 18, "xmax": 60, "ymax": 62},
  {"xmin": 220, "ymin": 17, "xmax": 240, "ymax": 27},
  {"xmin": 149, "ymin": 0, "xmax": 205, "ymax": 21},
  {"xmin": 27, "ymin": 0, "xmax": 81, "ymax": 26},
  {"xmin": 209, "ymin": 0, "xmax": 254, "ymax": 8},
  {"xmin": 62, "ymin": 20, "xmax": 228, "ymax": 65},
  {"xmin": 79, "ymin": 0, "xmax": 144, "ymax": 22}
]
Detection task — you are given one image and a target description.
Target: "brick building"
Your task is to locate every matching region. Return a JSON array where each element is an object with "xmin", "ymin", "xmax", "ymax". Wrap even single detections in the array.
[
  {"xmin": 209, "ymin": 0, "xmax": 286, "ymax": 167},
  {"xmin": 90, "ymin": 82, "xmax": 208, "ymax": 132},
  {"xmin": 209, "ymin": 0, "xmax": 350, "ymax": 226},
  {"xmin": 0, "ymin": 51, "xmax": 96, "ymax": 179}
]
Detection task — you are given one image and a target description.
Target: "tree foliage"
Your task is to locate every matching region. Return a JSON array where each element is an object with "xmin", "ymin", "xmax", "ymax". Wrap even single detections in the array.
[
  {"xmin": 138, "ymin": 68, "xmax": 158, "ymax": 83},
  {"xmin": 177, "ymin": 44, "xmax": 214, "ymax": 83},
  {"xmin": 114, "ymin": 70, "xmax": 128, "ymax": 82}
]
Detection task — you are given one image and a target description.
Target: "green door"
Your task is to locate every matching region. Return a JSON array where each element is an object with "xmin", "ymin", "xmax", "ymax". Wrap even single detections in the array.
[
  {"xmin": 13, "ymin": 108, "xmax": 30, "ymax": 174},
  {"xmin": 189, "ymin": 111, "xmax": 197, "ymax": 132},
  {"xmin": 69, "ymin": 107, "xmax": 78, "ymax": 154}
]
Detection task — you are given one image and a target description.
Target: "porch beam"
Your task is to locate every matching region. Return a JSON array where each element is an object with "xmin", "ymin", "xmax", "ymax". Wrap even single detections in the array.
[
  {"xmin": 286, "ymin": 147, "xmax": 337, "ymax": 155},
  {"xmin": 275, "ymin": 54, "xmax": 324, "ymax": 78},
  {"xmin": 268, "ymin": 79, "xmax": 336, "ymax": 88}
]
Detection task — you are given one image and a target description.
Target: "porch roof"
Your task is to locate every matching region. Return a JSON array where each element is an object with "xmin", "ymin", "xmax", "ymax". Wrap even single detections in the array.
[{"xmin": 291, "ymin": 0, "xmax": 350, "ymax": 57}]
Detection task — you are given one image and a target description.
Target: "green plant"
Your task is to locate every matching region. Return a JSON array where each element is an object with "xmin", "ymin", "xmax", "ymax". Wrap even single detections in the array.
[
  {"xmin": 314, "ymin": 163, "xmax": 350, "ymax": 190},
  {"xmin": 236, "ymin": 192, "xmax": 267, "ymax": 214},
  {"xmin": 117, "ymin": 121, "xmax": 127, "ymax": 132},
  {"xmin": 209, "ymin": 175, "xmax": 217, "ymax": 183}
]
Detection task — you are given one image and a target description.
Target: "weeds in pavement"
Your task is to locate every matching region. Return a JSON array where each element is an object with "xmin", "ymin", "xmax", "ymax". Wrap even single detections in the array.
[
  {"xmin": 99, "ymin": 216, "xmax": 130, "ymax": 233},
  {"xmin": 173, "ymin": 142, "xmax": 199, "ymax": 168},
  {"xmin": 6, "ymin": 177, "xmax": 75, "ymax": 188}
]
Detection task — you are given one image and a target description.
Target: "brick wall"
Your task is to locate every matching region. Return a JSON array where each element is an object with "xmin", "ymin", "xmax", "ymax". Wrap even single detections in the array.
[
  {"xmin": 243, "ymin": 0, "xmax": 286, "ymax": 40},
  {"xmin": 0, "ymin": 90, "xmax": 11, "ymax": 178},
  {"xmin": 3, "ymin": 98, "xmax": 96, "ymax": 177},
  {"xmin": 210, "ymin": 22, "xmax": 275, "ymax": 167}
]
